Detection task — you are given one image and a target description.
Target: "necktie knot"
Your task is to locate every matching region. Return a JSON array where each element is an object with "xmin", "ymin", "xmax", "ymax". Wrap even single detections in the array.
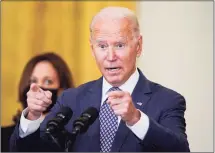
[
  {"xmin": 104, "ymin": 87, "xmax": 121, "ymax": 105},
  {"xmin": 107, "ymin": 87, "xmax": 121, "ymax": 93}
]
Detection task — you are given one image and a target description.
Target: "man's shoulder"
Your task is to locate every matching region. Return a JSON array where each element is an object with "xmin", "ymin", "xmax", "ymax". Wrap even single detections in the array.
[
  {"xmin": 145, "ymin": 80, "xmax": 187, "ymax": 116},
  {"xmin": 62, "ymin": 79, "xmax": 100, "ymax": 96},
  {"xmin": 148, "ymin": 80, "xmax": 185, "ymax": 102},
  {"xmin": 138, "ymin": 69, "xmax": 184, "ymax": 100}
]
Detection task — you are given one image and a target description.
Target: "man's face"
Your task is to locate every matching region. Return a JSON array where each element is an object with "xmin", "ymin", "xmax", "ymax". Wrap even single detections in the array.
[{"xmin": 90, "ymin": 18, "xmax": 142, "ymax": 87}]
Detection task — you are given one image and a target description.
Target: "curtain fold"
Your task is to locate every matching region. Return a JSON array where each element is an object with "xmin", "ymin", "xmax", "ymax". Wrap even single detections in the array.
[{"xmin": 1, "ymin": 1, "xmax": 136, "ymax": 126}]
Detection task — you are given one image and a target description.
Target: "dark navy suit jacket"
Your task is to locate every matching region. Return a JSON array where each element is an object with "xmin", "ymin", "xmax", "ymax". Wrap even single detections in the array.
[{"xmin": 10, "ymin": 69, "xmax": 190, "ymax": 152}]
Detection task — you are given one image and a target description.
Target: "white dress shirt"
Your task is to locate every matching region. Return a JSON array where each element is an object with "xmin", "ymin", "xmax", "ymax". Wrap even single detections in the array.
[{"xmin": 19, "ymin": 68, "xmax": 149, "ymax": 140}]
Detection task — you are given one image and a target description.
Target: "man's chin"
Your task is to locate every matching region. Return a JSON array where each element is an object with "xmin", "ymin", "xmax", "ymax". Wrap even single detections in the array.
[{"xmin": 105, "ymin": 77, "xmax": 123, "ymax": 87}]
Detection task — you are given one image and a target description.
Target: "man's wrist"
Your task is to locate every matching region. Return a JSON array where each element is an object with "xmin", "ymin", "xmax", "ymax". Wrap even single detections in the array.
[{"xmin": 127, "ymin": 109, "xmax": 141, "ymax": 126}]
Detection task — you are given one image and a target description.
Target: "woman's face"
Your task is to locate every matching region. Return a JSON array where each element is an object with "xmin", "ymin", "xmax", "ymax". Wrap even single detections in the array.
[{"xmin": 30, "ymin": 61, "xmax": 60, "ymax": 89}]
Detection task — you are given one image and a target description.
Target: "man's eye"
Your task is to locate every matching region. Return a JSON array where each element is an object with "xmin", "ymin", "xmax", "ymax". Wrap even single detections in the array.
[
  {"xmin": 98, "ymin": 44, "xmax": 107, "ymax": 49},
  {"xmin": 116, "ymin": 43, "xmax": 125, "ymax": 48}
]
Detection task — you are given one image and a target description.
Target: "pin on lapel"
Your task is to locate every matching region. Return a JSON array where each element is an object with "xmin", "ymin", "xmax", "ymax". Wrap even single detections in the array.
[{"xmin": 136, "ymin": 102, "xmax": 143, "ymax": 106}]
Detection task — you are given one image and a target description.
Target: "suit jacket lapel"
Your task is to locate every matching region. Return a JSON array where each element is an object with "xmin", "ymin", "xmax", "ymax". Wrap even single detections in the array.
[
  {"xmin": 78, "ymin": 77, "xmax": 103, "ymax": 152},
  {"xmin": 81, "ymin": 77, "xmax": 103, "ymax": 111},
  {"xmin": 111, "ymin": 68, "xmax": 152, "ymax": 152}
]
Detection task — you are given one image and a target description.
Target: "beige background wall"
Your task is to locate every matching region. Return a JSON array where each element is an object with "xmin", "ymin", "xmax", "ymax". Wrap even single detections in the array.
[{"xmin": 136, "ymin": 1, "xmax": 213, "ymax": 152}]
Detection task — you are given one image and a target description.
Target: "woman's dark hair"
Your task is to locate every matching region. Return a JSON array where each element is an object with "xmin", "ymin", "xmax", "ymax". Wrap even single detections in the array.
[{"xmin": 18, "ymin": 52, "xmax": 74, "ymax": 108}]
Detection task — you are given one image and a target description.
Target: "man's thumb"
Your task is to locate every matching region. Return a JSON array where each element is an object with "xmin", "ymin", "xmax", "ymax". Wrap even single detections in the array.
[{"xmin": 30, "ymin": 83, "xmax": 40, "ymax": 92}]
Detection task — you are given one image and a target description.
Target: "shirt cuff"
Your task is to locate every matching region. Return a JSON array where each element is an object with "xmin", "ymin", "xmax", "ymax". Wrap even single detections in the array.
[
  {"xmin": 19, "ymin": 108, "xmax": 44, "ymax": 138},
  {"xmin": 126, "ymin": 110, "xmax": 149, "ymax": 140}
]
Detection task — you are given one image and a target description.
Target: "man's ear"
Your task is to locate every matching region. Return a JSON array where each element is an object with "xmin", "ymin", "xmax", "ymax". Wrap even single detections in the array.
[
  {"xmin": 89, "ymin": 37, "xmax": 95, "ymax": 58},
  {"xmin": 136, "ymin": 35, "xmax": 143, "ymax": 57}
]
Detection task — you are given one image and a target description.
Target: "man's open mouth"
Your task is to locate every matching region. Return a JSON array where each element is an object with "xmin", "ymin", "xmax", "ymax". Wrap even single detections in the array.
[{"xmin": 106, "ymin": 67, "xmax": 121, "ymax": 72}]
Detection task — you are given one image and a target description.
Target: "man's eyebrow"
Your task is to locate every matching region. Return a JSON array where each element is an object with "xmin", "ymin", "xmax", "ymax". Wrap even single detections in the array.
[
  {"xmin": 114, "ymin": 39, "xmax": 128, "ymax": 43},
  {"xmin": 95, "ymin": 40, "xmax": 107, "ymax": 43},
  {"xmin": 114, "ymin": 39, "xmax": 127, "ymax": 42}
]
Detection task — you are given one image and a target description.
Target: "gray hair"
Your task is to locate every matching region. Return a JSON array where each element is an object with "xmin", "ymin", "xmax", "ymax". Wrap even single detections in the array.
[{"xmin": 90, "ymin": 6, "xmax": 140, "ymax": 39}]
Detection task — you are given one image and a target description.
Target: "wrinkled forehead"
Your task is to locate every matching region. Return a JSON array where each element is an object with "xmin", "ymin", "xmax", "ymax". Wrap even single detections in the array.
[{"xmin": 91, "ymin": 18, "xmax": 134, "ymax": 42}]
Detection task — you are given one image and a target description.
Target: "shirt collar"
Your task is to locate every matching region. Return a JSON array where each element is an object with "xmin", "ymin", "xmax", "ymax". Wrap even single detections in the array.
[{"xmin": 102, "ymin": 68, "xmax": 139, "ymax": 103}]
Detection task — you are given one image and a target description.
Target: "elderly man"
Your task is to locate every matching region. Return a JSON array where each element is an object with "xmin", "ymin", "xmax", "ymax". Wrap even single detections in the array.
[{"xmin": 10, "ymin": 7, "xmax": 190, "ymax": 152}]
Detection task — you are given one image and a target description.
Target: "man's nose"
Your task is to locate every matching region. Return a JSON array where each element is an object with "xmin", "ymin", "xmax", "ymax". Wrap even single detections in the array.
[{"xmin": 107, "ymin": 48, "xmax": 117, "ymax": 61}]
